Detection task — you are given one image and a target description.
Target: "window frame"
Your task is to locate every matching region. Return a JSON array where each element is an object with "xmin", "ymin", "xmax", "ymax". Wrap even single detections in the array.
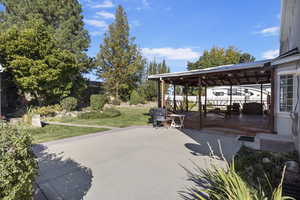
[{"xmin": 278, "ymin": 74, "xmax": 294, "ymax": 113}]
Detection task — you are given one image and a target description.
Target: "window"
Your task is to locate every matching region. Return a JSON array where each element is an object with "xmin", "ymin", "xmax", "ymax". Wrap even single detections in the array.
[
  {"xmin": 279, "ymin": 74, "xmax": 293, "ymax": 112},
  {"xmin": 228, "ymin": 88, "xmax": 242, "ymax": 96},
  {"xmin": 213, "ymin": 91, "xmax": 224, "ymax": 96}
]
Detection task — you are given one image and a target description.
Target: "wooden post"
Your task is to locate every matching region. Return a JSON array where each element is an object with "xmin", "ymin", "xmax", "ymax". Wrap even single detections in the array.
[
  {"xmin": 185, "ymin": 84, "xmax": 188, "ymax": 112},
  {"xmin": 270, "ymin": 69, "xmax": 275, "ymax": 133},
  {"xmin": 161, "ymin": 79, "xmax": 165, "ymax": 108},
  {"xmin": 198, "ymin": 78, "xmax": 203, "ymax": 129},
  {"xmin": 229, "ymin": 85, "xmax": 233, "ymax": 115},
  {"xmin": 157, "ymin": 80, "xmax": 161, "ymax": 108},
  {"xmin": 261, "ymin": 84, "xmax": 263, "ymax": 115},
  {"xmin": 204, "ymin": 86, "xmax": 207, "ymax": 117},
  {"xmin": 173, "ymin": 84, "xmax": 176, "ymax": 111}
]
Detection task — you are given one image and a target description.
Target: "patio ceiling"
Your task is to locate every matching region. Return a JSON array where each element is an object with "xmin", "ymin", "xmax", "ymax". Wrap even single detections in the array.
[{"xmin": 148, "ymin": 59, "xmax": 273, "ymax": 87}]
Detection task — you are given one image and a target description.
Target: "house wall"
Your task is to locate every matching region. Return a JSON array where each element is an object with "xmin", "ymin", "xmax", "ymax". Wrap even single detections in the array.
[{"xmin": 274, "ymin": 62, "xmax": 299, "ymax": 140}]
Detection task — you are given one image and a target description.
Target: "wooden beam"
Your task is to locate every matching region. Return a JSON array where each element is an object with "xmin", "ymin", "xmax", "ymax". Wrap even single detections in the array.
[
  {"xmin": 157, "ymin": 80, "xmax": 161, "ymax": 108},
  {"xmin": 270, "ymin": 69, "xmax": 275, "ymax": 133},
  {"xmin": 185, "ymin": 84, "xmax": 189, "ymax": 112},
  {"xmin": 198, "ymin": 78, "xmax": 203, "ymax": 129},
  {"xmin": 229, "ymin": 85, "xmax": 233, "ymax": 116},
  {"xmin": 261, "ymin": 84, "xmax": 263, "ymax": 114},
  {"xmin": 204, "ymin": 86, "xmax": 207, "ymax": 117},
  {"xmin": 161, "ymin": 79, "xmax": 165, "ymax": 108},
  {"xmin": 173, "ymin": 84, "xmax": 176, "ymax": 111}
]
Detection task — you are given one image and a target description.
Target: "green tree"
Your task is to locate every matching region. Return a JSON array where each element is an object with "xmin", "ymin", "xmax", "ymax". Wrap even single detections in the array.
[
  {"xmin": 96, "ymin": 5, "xmax": 145, "ymax": 101},
  {"xmin": 0, "ymin": 19, "xmax": 81, "ymax": 105},
  {"xmin": 142, "ymin": 59, "xmax": 170, "ymax": 101},
  {"xmin": 0, "ymin": 0, "xmax": 90, "ymax": 69},
  {"xmin": 187, "ymin": 46, "xmax": 255, "ymax": 70},
  {"xmin": 0, "ymin": 0, "xmax": 92, "ymax": 104}
]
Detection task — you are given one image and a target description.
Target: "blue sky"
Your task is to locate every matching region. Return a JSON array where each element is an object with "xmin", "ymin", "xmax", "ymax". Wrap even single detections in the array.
[
  {"xmin": 4, "ymin": 1, "xmax": 282, "ymax": 80},
  {"xmin": 81, "ymin": 0, "xmax": 281, "ymax": 80}
]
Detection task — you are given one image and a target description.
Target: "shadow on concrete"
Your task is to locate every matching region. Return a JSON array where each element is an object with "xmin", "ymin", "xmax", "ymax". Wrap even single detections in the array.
[
  {"xmin": 33, "ymin": 144, "xmax": 93, "ymax": 200},
  {"xmin": 180, "ymin": 128, "xmax": 241, "ymax": 162}
]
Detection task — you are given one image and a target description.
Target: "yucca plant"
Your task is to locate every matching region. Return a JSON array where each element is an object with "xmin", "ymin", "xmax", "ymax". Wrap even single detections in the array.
[{"xmin": 180, "ymin": 161, "xmax": 294, "ymax": 200}]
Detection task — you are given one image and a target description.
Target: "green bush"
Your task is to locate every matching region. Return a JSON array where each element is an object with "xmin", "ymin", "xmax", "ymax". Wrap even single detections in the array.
[
  {"xmin": 0, "ymin": 125, "xmax": 38, "ymax": 200},
  {"xmin": 78, "ymin": 108, "xmax": 121, "ymax": 119},
  {"xmin": 129, "ymin": 90, "xmax": 145, "ymax": 105},
  {"xmin": 32, "ymin": 104, "xmax": 63, "ymax": 116},
  {"xmin": 90, "ymin": 94, "xmax": 107, "ymax": 111},
  {"xmin": 180, "ymin": 158, "xmax": 293, "ymax": 200},
  {"xmin": 60, "ymin": 97, "xmax": 78, "ymax": 112},
  {"xmin": 235, "ymin": 146, "xmax": 298, "ymax": 197}
]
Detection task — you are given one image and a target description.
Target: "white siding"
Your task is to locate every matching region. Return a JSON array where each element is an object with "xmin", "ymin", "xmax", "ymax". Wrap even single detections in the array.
[{"xmin": 275, "ymin": 62, "xmax": 299, "ymax": 138}]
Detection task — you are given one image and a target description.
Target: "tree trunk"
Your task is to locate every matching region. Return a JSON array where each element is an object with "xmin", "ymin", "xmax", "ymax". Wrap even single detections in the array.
[{"xmin": 115, "ymin": 82, "xmax": 119, "ymax": 101}]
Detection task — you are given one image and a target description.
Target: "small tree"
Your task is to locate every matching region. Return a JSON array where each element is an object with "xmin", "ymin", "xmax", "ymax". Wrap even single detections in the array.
[
  {"xmin": 130, "ymin": 90, "xmax": 145, "ymax": 105},
  {"xmin": 96, "ymin": 5, "xmax": 145, "ymax": 101},
  {"xmin": 0, "ymin": 19, "xmax": 82, "ymax": 105}
]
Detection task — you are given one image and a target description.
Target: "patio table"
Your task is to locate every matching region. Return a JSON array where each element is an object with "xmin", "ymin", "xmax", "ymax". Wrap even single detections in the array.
[{"xmin": 169, "ymin": 114, "xmax": 185, "ymax": 129}]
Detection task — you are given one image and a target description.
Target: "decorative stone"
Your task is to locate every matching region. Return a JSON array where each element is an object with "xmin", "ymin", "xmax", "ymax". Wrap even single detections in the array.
[
  {"xmin": 9, "ymin": 118, "xmax": 22, "ymax": 125},
  {"xmin": 31, "ymin": 114, "xmax": 42, "ymax": 127},
  {"xmin": 262, "ymin": 157, "xmax": 272, "ymax": 164},
  {"xmin": 285, "ymin": 161, "xmax": 300, "ymax": 173}
]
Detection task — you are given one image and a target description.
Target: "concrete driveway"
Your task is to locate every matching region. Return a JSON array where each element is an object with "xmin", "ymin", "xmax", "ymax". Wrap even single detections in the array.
[{"xmin": 33, "ymin": 127, "xmax": 241, "ymax": 200}]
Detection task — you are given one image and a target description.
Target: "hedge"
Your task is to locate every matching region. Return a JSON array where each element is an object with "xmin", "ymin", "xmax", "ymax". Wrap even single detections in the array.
[
  {"xmin": 90, "ymin": 94, "xmax": 107, "ymax": 111},
  {"xmin": 0, "ymin": 125, "xmax": 38, "ymax": 200}
]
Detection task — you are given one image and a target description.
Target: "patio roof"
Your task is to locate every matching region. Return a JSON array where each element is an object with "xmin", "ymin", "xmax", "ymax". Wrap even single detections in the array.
[{"xmin": 148, "ymin": 59, "xmax": 273, "ymax": 87}]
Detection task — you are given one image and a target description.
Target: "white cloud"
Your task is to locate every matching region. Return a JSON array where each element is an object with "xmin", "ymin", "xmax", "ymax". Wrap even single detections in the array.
[
  {"xmin": 142, "ymin": 48, "xmax": 200, "ymax": 60},
  {"xmin": 258, "ymin": 26, "xmax": 280, "ymax": 36},
  {"xmin": 84, "ymin": 19, "xmax": 108, "ymax": 28},
  {"xmin": 142, "ymin": 0, "xmax": 150, "ymax": 8},
  {"xmin": 262, "ymin": 49, "xmax": 279, "ymax": 59},
  {"xmin": 96, "ymin": 11, "xmax": 115, "ymax": 19},
  {"xmin": 91, "ymin": 0, "xmax": 114, "ymax": 8}
]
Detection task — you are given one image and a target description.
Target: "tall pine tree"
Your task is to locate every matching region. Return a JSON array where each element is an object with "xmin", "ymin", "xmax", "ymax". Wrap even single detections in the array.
[
  {"xmin": 97, "ymin": 5, "xmax": 144, "ymax": 101},
  {"xmin": 142, "ymin": 59, "xmax": 170, "ymax": 101}
]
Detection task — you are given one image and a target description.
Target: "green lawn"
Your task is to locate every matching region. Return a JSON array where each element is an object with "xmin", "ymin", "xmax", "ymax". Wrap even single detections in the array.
[
  {"xmin": 59, "ymin": 106, "xmax": 151, "ymax": 128},
  {"xmin": 29, "ymin": 125, "xmax": 109, "ymax": 143}
]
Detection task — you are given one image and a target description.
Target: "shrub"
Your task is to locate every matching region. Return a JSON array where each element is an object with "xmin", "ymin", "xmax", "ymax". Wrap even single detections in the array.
[
  {"xmin": 111, "ymin": 99, "xmax": 121, "ymax": 105},
  {"xmin": 235, "ymin": 146, "xmax": 298, "ymax": 197},
  {"xmin": 32, "ymin": 104, "xmax": 63, "ymax": 117},
  {"xmin": 90, "ymin": 94, "xmax": 107, "ymax": 111},
  {"xmin": 129, "ymin": 90, "xmax": 145, "ymax": 105},
  {"xmin": 180, "ymin": 148, "xmax": 294, "ymax": 200},
  {"xmin": 60, "ymin": 97, "xmax": 78, "ymax": 112},
  {"xmin": 78, "ymin": 108, "xmax": 121, "ymax": 119},
  {"xmin": 0, "ymin": 125, "xmax": 38, "ymax": 200}
]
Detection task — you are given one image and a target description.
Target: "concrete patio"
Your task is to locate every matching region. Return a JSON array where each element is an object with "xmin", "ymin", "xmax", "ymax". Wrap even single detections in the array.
[{"xmin": 33, "ymin": 126, "xmax": 242, "ymax": 200}]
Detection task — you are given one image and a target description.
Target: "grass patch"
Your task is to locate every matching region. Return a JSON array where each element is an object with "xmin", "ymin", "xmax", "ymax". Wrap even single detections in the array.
[
  {"xmin": 59, "ymin": 106, "xmax": 151, "ymax": 128},
  {"xmin": 29, "ymin": 125, "xmax": 109, "ymax": 143}
]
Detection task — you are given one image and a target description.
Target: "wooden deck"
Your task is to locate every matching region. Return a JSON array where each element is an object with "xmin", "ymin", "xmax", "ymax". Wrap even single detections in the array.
[{"xmin": 182, "ymin": 112, "xmax": 273, "ymax": 136}]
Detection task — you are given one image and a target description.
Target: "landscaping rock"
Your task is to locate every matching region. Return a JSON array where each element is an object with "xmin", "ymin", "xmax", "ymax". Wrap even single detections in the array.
[
  {"xmin": 9, "ymin": 118, "xmax": 22, "ymax": 125},
  {"xmin": 32, "ymin": 114, "xmax": 42, "ymax": 127}
]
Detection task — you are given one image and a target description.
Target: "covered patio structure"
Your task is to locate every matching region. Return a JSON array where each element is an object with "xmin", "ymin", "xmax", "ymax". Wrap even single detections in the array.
[{"xmin": 148, "ymin": 60, "xmax": 276, "ymax": 136}]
